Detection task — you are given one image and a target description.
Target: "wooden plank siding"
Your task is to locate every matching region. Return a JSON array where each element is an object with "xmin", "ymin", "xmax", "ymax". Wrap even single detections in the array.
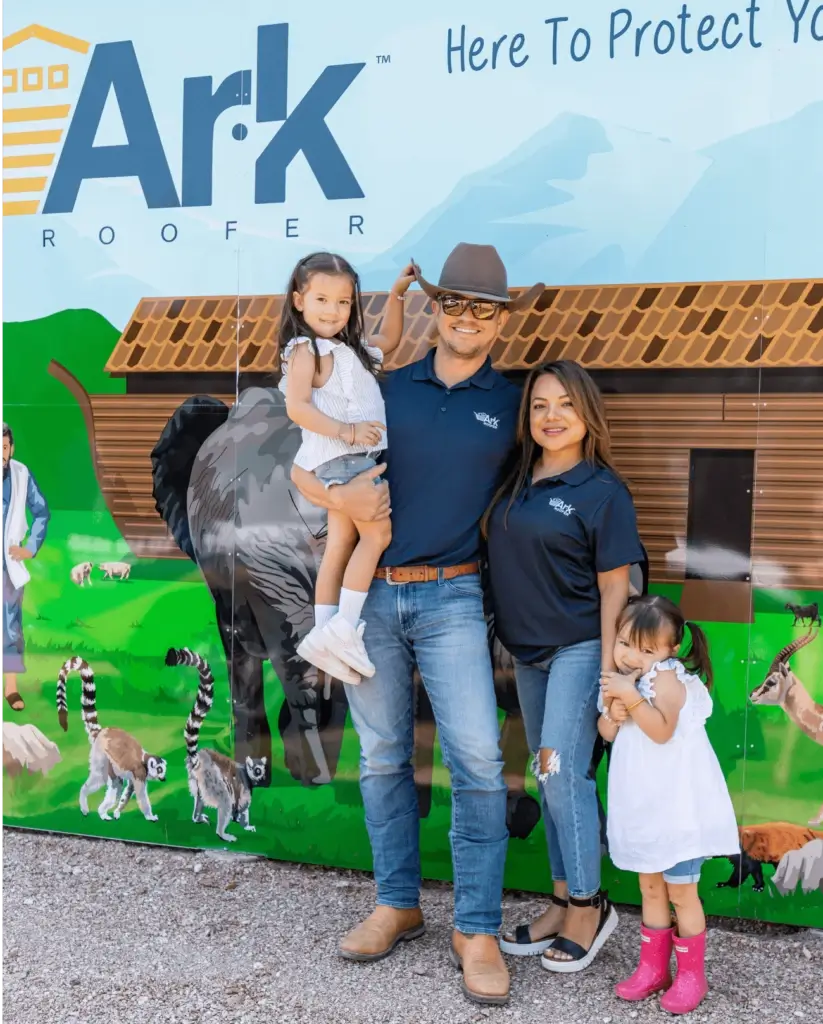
[
  {"xmin": 89, "ymin": 393, "xmax": 823, "ymax": 588},
  {"xmin": 91, "ymin": 394, "xmax": 235, "ymax": 559}
]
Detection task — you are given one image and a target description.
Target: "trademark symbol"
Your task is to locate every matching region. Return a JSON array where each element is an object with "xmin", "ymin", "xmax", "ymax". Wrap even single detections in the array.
[{"xmin": 376, "ymin": 54, "xmax": 391, "ymax": 64}]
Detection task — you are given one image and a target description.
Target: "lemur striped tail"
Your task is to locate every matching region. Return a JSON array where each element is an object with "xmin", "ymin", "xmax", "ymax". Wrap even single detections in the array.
[
  {"xmin": 56, "ymin": 657, "xmax": 100, "ymax": 739},
  {"xmin": 165, "ymin": 647, "xmax": 214, "ymax": 769}
]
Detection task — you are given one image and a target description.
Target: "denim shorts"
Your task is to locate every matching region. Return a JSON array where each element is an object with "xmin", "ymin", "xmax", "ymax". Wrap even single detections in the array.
[
  {"xmin": 315, "ymin": 451, "xmax": 385, "ymax": 489},
  {"xmin": 663, "ymin": 857, "xmax": 705, "ymax": 885}
]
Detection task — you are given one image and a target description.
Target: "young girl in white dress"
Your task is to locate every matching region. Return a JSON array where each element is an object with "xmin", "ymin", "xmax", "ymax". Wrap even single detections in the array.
[
  {"xmin": 278, "ymin": 252, "xmax": 414, "ymax": 685},
  {"xmin": 598, "ymin": 594, "xmax": 739, "ymax": 1015}
]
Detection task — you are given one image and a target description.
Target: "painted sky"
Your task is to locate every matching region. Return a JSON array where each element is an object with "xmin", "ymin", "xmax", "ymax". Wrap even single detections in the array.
[{"xmin": 3, "ymin": 0, "xmax": 822, "ymax": 326}]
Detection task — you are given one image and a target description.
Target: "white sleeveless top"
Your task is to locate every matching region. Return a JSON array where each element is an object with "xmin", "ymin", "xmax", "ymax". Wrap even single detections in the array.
[
  {"xmin": 278, "ymin": 336, "xmax": 387, "ymax": 472},
  {"xmin": 602, "ymin": 659, "xmax": 739, "ymax": 873}
]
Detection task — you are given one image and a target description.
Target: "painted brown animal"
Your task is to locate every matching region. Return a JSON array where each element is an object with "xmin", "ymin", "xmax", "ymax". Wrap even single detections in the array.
[
  {"xmin": 750, "ymin": 629, "xmax": 823, "ymax": 824},
  {"xmin": 717, "ymin": 821, "xmax": 823, "ymax": 892}
]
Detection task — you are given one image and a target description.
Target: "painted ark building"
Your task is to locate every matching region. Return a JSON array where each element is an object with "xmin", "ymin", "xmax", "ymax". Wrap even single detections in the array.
[{"xmin": 51, "ymin": 278, "xmax": 823, "ymax": 622}]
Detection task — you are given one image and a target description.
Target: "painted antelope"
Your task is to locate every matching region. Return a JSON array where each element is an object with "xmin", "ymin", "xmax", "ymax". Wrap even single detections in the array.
[
  {"xmin": 750, "ymin": 628, "xmax": 823, "ymax": 826},
  {"xmin": 785, "ymin": 601, "xmax": 821, "ymax": 628}
]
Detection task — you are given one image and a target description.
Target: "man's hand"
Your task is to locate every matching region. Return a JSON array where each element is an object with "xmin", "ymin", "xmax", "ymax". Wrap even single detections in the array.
[
  {"xmin": 8, "ymin": 545, "xmax": 33, "ymax": 561},
  {"xmin": 330, "ymin": 465, "xmax": 390, "ymax": 522}
]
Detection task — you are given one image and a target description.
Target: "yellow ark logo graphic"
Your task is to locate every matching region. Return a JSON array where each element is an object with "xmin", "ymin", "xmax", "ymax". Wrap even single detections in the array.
[{"xmin": 3, "ymin": 24, "xmax": 90, "ymax": 216}]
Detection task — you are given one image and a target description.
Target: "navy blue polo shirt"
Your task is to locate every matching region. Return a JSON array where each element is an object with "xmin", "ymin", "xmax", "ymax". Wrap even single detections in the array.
[
  {"xmin": 378, "ymin": 348, "xmax": 520, "ymax": 567},
  {"xmin": 487, "ymin": 461, "xmax": 645, "ymax": 663}
]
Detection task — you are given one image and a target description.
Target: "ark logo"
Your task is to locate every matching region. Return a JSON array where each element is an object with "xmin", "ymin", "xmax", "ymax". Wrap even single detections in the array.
[{"xmin": 3, "ymin": 22, "xmax": 365, "ymax": 215}]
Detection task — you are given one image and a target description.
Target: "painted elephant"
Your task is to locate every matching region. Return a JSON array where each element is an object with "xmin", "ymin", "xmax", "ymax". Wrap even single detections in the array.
[{"xmin": 151, "ymin": 385, "xmax": 543, "ymax": 836}]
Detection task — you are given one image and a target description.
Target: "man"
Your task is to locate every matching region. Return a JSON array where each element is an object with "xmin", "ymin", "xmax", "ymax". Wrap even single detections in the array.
[
  {"xmin": 292, "ymin": 244, "xmax": 544, "ymax": 1005},
  {"xmin": 3, "ymin": 424, "xmax": 50, "ymax": 711}
]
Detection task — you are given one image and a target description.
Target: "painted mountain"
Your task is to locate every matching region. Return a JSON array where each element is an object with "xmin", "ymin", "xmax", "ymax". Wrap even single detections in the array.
[
  {"xmin": 360, "ymin": 112, "xmax": 707, "ymax": 288},
  {"xmin": 363, "ymin": 102, "xmax": 823, "ymax": 289},
  {"xmin": 634, "ymin": 100, "xmax": 823, "ymax": 283}
]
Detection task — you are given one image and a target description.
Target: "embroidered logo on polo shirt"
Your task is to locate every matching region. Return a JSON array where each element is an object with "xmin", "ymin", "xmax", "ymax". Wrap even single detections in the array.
[
  {"xmin": 549, "ymin": 497, "xmax": 575, "ymax": 516},
  {"xmin": 474, "ymin": 411, "xmax": 500, "ymax": 429}
]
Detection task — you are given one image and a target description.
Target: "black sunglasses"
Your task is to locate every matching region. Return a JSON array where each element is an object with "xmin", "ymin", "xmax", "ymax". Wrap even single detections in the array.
[{"xmin": 438, "ymin": 294, "xmax": 502, "ymax": 321}]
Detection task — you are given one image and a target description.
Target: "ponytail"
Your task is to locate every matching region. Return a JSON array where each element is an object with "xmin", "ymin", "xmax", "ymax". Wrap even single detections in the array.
[{"xmin": 682, "ymin": 621, "xmax": 713, "ymax": 689}]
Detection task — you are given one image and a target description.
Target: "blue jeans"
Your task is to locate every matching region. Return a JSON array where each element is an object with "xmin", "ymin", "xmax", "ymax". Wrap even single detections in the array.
[
  {"xmin": 513, "ymin": 638, "xmax": 602, "ymax": 898},
  {"xmin": 344, "ymin": 573, "xmax": 508, "ymax": 935},
  {"xmin": 315, "ymin": 451, "xmax": 384, "ymax": 488},
  {"xmin": 663, "ymin": 858, "xmax": 705, "ymax": 886}
]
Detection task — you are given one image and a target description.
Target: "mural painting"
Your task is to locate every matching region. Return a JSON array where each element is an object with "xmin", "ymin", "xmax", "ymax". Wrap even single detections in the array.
[{"xmin": 3, "ymin": 1, "xmax": 823, "ymax": 931}]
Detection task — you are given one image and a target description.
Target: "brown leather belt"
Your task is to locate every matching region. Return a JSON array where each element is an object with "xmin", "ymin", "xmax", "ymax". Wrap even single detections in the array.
[{"xmin": 374, "ymin": 562, "xmax": 480, "ymax": 585}]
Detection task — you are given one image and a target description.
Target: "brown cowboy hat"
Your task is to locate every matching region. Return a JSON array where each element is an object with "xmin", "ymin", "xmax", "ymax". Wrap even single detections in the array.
[{"xmin": 412, "ymin": 243, "xmax": 544, "ymax": 312}]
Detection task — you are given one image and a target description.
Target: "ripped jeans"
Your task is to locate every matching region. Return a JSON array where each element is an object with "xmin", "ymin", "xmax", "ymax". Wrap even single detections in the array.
[{"xmin": 513, "ymin": 638, "xmax": 602, "ymax": 899}]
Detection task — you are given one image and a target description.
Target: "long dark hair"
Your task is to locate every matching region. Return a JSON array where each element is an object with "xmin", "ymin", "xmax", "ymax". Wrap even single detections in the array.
[
  {"xmin": 617, "ymin": 594, "xmax": 713, "ymax": 688},
  {"xmin": 481, "ymin": 360, "xmax": 619, "ymax": 535},
  {"xmin": 277, "ymin": 251, "xmax": 378, "ymax": 376}
]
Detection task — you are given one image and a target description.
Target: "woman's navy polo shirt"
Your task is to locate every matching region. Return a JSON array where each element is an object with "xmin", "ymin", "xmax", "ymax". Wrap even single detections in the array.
[{"xmin": 487, "ymin": 461, "xmax": 645, "ymax": 663}]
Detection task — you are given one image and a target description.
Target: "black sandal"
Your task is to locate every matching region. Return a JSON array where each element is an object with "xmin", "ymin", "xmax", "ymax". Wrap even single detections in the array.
[
  {"xmin": 540, "ymin": 890, "xmax": 618, "ymax": 973},
  {"xmin": 499, "ymin": 892, "xmax": 569, "ymax": 956}
]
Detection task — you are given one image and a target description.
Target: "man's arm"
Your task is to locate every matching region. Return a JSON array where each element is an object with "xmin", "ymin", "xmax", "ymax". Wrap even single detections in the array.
[
  {"xmin": 25, "ymin": 471, "xmax": 50, "ymax": 556},
  {"xmin": 291, "ymin": 463, "xmax": 391, "ymax": 521}
]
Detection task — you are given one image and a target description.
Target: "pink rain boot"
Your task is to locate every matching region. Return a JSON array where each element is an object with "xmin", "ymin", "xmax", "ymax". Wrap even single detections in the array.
[
  {"xmin": 660, "ymin": 931, "xmax": 708, "ymax": 1014},
  {"xmin": 615, "ymin": 924, "xmax": 673, "ymax": 1001}
]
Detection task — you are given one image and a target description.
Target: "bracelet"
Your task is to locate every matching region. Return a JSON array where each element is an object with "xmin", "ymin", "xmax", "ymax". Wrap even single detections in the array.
[
  {"xmin": 625, "ymin": 697, "xmax": 646, "ymax": 713},
  {"xmin": 392, "ymin": 292, "xmax": 405, "ymax": 302}
]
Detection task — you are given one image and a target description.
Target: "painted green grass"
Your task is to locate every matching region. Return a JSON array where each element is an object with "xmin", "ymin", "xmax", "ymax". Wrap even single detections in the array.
[
  {"xmin": 4, "ymin": 513, "xmax": 822, "ymax": 925},
  {"xmin": 3, "ymin": 311, "xmax": 821, "ymax": 923},
  {"xmin": 3, "ymin": 310, "xmax": 124, "ymax": 512}
]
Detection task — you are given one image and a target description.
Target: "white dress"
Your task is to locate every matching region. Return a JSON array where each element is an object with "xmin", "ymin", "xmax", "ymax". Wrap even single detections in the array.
[
  {"xmin": 603, "ymin": 659, "xmax": 739, "ymax": 874},
  {"xmin": 278, "ymin": 335, "xmax": 387, "ymax": 472}
]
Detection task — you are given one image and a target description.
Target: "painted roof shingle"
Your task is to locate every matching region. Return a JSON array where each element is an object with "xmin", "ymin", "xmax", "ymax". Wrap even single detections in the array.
[{"xmin": 104, "ymin": 279, "xmax": 823, "ymax": 374}]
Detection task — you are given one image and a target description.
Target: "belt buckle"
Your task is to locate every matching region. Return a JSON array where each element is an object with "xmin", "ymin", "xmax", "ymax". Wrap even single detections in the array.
[{"xmin": 384, "ymin": 567, "xmax": 401, "ymax": 586}]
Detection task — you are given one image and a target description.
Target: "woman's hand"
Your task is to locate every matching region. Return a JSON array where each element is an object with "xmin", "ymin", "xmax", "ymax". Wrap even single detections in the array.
[
  {"xmin": 347, "ymin": 421, "xmax": 385, "ymax": 447},
  {"xmin": 600, "ymin": 669, "xmax": 641, "ymax": 706}
]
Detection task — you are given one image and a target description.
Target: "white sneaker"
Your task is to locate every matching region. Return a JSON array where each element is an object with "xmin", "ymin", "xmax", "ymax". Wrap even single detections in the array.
[
  {"xmin": 322, "ymin": 613, "xmax": 376, "ymax": 678},
  {"xmin": 297, "ymin": 625, "xmax": 362, "ymax": 686}
]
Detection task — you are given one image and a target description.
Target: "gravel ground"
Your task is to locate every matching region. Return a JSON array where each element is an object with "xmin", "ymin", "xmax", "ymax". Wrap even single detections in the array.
[{"xmin": 3, "ymin": 829, "xmax": 822, "ymax": 1024}]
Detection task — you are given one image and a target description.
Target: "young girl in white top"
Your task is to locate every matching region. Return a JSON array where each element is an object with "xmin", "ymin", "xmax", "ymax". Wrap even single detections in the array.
[
  {"xmin": 279, "ymin": 252, "xmax": 414, "ymax": 685},
  {"xmin": 598, "ymin": 594, "xmax": 739, "ymax": 1015}
]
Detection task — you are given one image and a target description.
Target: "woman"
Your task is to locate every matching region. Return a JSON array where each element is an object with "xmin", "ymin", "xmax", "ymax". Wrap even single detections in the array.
[{"xmin": 483, "ymin": 360, "xmax": 644, "ymax": 974}]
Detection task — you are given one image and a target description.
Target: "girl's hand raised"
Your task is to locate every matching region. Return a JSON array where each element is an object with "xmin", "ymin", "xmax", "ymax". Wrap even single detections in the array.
[{"xmin": 391, "ymin": 262, "xmax": 416, "ymax": 298}]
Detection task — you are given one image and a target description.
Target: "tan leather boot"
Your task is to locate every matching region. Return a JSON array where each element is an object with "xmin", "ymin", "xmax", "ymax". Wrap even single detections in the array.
[
  {"xmin": 339, "ymin": 906, "xmax": 425, "ymax": 962},
  {"xmin": 450, "ymin": 931, "xmax": 510, "ymax": 1005}
]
